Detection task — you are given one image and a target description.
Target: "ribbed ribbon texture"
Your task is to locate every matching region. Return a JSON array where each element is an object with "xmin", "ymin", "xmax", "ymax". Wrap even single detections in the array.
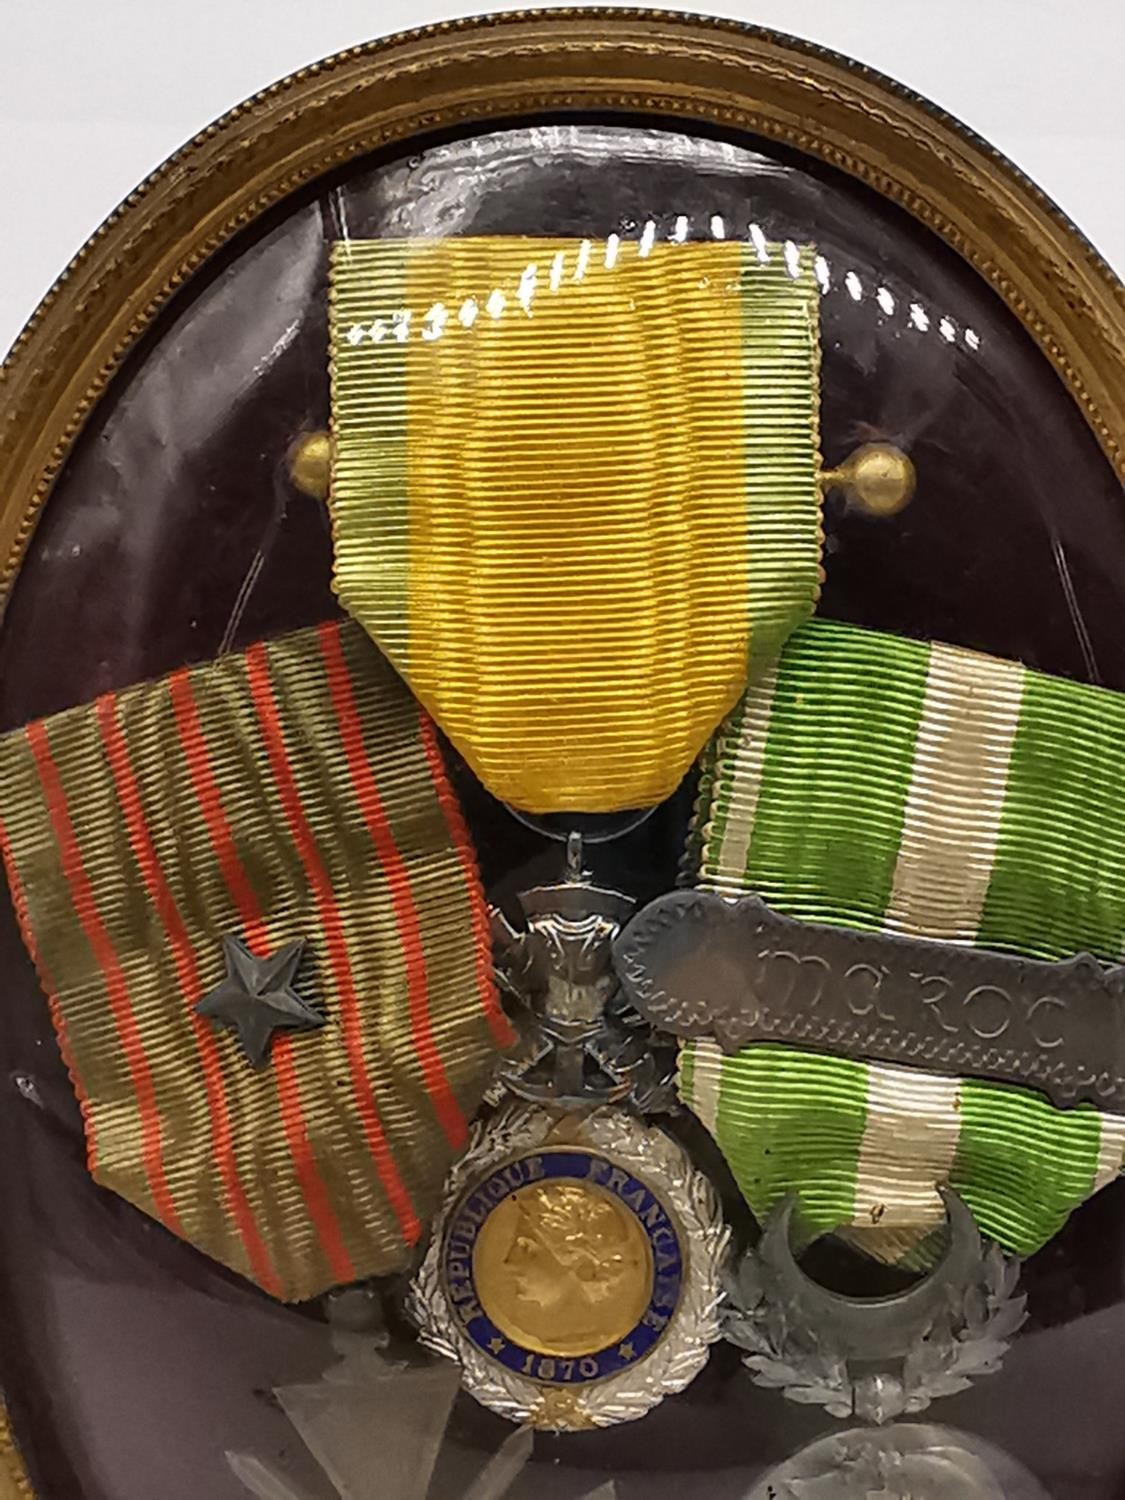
[
  {"xmin": 681, "ymin": 619, "xmax": 1125, "ymax": 1260},
  {"xmin": 330, "ymin": 236, "xmax": 822, "ymax": 814},
  {"xmin": 0, "ymin": 620, "xmax": 514, "ymax": 1301}
]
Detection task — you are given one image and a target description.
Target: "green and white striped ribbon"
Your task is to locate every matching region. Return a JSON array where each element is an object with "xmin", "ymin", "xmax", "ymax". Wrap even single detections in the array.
[{"xmin": 680, "ymin": 619, "xmax": 1125, "ymax": 1261}]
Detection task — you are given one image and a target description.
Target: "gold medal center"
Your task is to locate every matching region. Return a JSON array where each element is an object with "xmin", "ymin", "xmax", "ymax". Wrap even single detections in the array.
[{"xmin": 472, "ymin": 1179, "xmax": 654, "ymax": 1358}]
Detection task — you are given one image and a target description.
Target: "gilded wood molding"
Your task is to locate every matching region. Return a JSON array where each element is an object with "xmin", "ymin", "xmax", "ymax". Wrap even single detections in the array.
[
  {"xmin": 0, "ymin": 10, "xmax": 1122, "ymax": 616},
  {"xmin": 0, "ymin": 16, "xmax": 1122, "ymax": 1484},
  {"xmin": 0, "ymin": 1407, "xmax": 32, "ymax": 1500}
]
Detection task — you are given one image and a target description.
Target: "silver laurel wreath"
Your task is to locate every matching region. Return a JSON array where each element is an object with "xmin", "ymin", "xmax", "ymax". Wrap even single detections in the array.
[
  {"xmin": 724, "ymin": 1236, "xmax": 1027, "ymax": 1425},
  {"xmin": 411, "ymin": 1102, "xmax": 730, "ymax": 1428}
]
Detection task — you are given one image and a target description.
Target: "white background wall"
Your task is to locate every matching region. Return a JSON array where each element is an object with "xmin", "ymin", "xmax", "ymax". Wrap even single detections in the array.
[{"xmin": 0, "ymin": 0, "xmax": 1121, "ymax": 360}]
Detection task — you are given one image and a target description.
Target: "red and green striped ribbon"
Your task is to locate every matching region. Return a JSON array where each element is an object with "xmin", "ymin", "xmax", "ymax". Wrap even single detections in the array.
[
  {"xmin": 0, "ymin": 619, "xmax": 514, "ymax": 1301},
  {"xmin": 681, "ymin": 619, "xmax": 1125, "ymax": 1260}
]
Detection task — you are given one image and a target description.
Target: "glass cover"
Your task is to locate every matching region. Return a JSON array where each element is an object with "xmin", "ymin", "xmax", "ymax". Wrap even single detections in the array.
[{"xmin": 1, "ymin": 122, "xmax": 1122, "ymax": 1500}]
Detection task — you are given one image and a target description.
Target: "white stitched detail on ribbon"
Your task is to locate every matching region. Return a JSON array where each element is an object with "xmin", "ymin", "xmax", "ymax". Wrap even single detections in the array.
[
  {"xmin": 883, "ymin": 643, "xmax": 1025, "ymax": 942},
  {"xmin": 1093, "ymin": 1112, "xmax": 1125, "ymax": 1192},
  {"xmin": 851, "ymin": 1063, "xmax": 962, "ymax": 1233},
  {"xmin": 682, "ymin": 1039, "xmax": 724, "ymax": 1137},
  {"xmin": 699, "ymin": 666, "xmax": 778, "ymax": 895}
]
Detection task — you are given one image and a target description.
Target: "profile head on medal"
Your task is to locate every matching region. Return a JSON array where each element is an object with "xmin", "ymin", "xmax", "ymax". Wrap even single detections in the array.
[
  {"xmin": 481, "ymin": 1180, "xmax": 652, "ymax": 1355},
  {"xmin": 439, "ymin": 1146, "xmax": 686, "ymax": 1384},
  {"xmin": 507, "ymin": 1180, "xmax": 642, "ymax": 1298}
]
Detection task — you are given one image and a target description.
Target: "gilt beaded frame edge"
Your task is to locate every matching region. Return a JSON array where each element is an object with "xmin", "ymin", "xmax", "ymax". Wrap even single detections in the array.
[
  {"xmin": 0, "ymin": 8, "xmax": 1123, "ymax": 1487},
  {"xmin": 1, "ymin": 8, "xmax": 1124, "ymax": 620}
]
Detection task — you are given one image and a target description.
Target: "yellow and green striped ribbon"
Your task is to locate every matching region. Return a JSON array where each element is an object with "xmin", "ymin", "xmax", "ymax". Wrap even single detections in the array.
[
  {"xmin": 330, "ymin": 235, "xmax": 822, "ymax": 815},
  {"xmin": 681, "ymin": 619, "xmax": 1125, "ymax": 1260}
]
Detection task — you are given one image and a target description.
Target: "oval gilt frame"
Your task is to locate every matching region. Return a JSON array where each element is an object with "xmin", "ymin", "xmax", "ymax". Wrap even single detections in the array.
[
  {"xmin": 0, "ymin": 10, "xmax": 1122, "ymax": 1493},
  {"xmin": 1, "ymin": 10, "xmax": 1124, "ymax": 618}
]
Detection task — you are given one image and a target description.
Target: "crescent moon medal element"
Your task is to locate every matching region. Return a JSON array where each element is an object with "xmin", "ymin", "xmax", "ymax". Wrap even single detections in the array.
[{"xmin": 724, "ymin": 1188, "xmax": 1026, "ymax": 1425}]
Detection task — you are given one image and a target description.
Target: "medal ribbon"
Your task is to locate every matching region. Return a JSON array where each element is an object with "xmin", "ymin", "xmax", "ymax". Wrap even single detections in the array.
[
  {"xmin": 330, "ymin": 236, "xmax": 822, "ymax": 814},
  {"xmin": 0, "ymin": 620, "xmax": 513, "ymax": 1301},
  {"xmin": 681, "ymin": 619, "xmax": 1125, "ymax": 1260}
]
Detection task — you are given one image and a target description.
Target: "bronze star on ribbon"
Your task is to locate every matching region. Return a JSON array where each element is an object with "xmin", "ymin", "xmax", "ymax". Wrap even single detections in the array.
[{"xmin": 196, "ymin": 934, "xmax": 324, "ymax": 1068}]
